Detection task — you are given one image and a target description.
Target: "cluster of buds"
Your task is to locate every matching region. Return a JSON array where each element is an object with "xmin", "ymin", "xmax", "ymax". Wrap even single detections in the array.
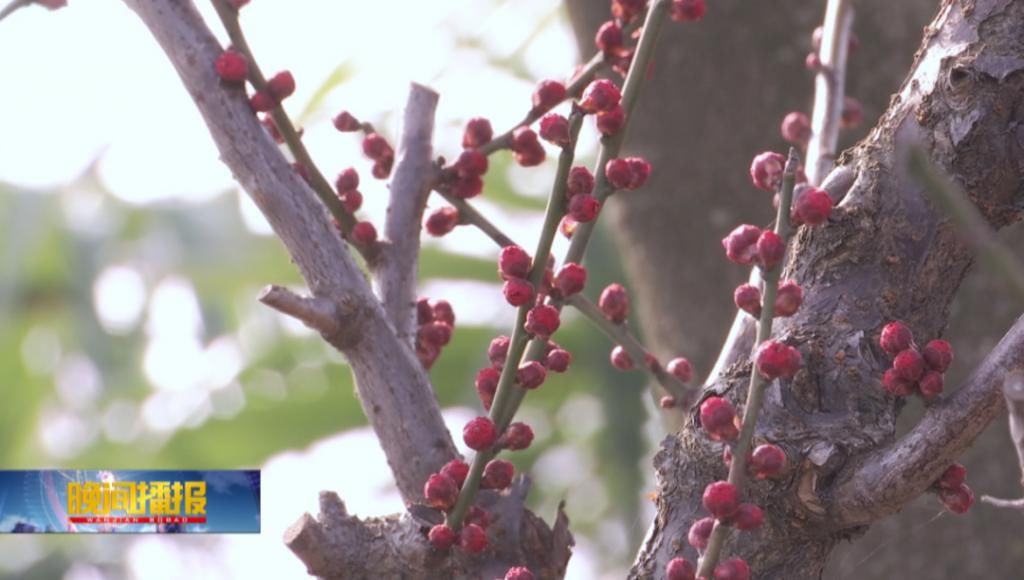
[
  {"xmin": 734, "ymin": 279, "xmax": 803, "ymax": 319},
  {"xmin": 930, "ymin": 463, "xmax": 974, "ymax": 514},
  {"xmin": 680, "ymin": 480, "xmax": 759, "ymax": 579},
  {"xmin": 212, "ymin": 46, "xmax": 297, "ymax": 122},
  {"xmin": 415, "ymin": 298, "xmax": 455, "ymax": 369},
  {"xmin": 425, "ymin": 460, "xmax": 493, "ymax": 553},
  {"xmin": 564, "ymin": 165, "xmax": 600, "ymax": 229},
  {"xmin": 332, "ymin": 109, "xmax": 395, "ymax": 180},
  {"xmin": 698, "ymin": 397, "xmax": 787, "ymax": 478},
  {"xmin": 878, "ymin": 321, "xmax": 954, "ymax": 398}
]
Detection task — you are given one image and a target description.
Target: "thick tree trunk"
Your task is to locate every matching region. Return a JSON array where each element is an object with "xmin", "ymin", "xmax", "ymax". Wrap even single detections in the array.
[{"xmin": 565, "ymin": 0, "xmax": 1024, "ymax": 578}]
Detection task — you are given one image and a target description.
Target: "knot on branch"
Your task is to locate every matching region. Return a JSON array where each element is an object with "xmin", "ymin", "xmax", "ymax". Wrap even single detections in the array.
[{"xmin": 258, "ymin": 285, "xmax": 364, "ymax": 350}]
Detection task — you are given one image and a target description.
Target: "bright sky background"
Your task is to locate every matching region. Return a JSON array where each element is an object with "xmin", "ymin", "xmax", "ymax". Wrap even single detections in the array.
[{"xmin": 0, "ymin": 1, "xmax": 625, "ymax": 578}]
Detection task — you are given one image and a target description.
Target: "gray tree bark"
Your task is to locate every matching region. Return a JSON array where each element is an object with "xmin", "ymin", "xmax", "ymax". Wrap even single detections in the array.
[{"xmin": 566, "ymin": 0, "xmax": 1024, "ymax": 578}]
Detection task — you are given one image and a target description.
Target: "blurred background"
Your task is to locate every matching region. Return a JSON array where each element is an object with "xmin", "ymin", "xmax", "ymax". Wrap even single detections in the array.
[{"xmin": 1, "ymin": 0, "xmax": 1022, "ymax": 579}]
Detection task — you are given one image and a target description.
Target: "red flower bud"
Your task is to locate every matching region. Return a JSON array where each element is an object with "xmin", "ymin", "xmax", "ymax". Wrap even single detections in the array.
[
  {"xmin": 879, "ymin": 322, "xmax": 914, "ymax": 356},
  {"xmin": 532, "ymin": 79, "xmax": 567, "ymax": 113},
  {"xmin": 463, "ymin": 117, "xmax": 494, "ymax": 149},
  {"xmin": 700, "ymin": 396, "xmax": 738, "ymax": 441},
  {"xmin": 579, "ymin": 79, "xmax": 622, "ymax": 114},
  {"xmin": 722, "ymin": 224, "xmax": 763, "ymax": 266},
  {"xmin": 463, "ymin": 417, "xmax": 498, "ymax": 451},
  {"xmin": 781, "ymin": 111, "xmax": 812, "ymax": 144},
  {"xmin": 666, "ymin": 557, "xmax": 696, "ymax": 580},
  {"xmin": 352, "ymin": 221, "xmax": 377, "ymax": 245},
  {"xmin": 881, "ymin": 368, "xmax": 914, "ymax": 398},
  {"xmin": 568, "ymin": 193, "xmax": 601, "ymax": 223},
  {"xmin": 605, "ymin": 157, "xmax": 632, "ymax": 190},
  {"xmin": 503, "ymin": 277, "xmax": 535, "ymax": 307},
  {"xmin": 524, "ymin": 305, "xmax": 560, "ymax": 339},
  {"xmin": 893, "ymin": 348, "xmax": 925, "ymax": 382},
  {"xmin": 428, "ymin": 524, "xmax": 456, "ymax": 551},
  {"xmin": 713, "ymin": 558, "xmax": 750, "ymax": 580},
  {"xmin": 501, "ymin": 422, "xmax": 535, "ymax": 451},
  {"xmin": 423, "ymin": 473, "xmax": 458, "ymax": 511},
  {"xmin": 703, "ymin": 481, "xmax": 739, "ymax": 519},
  {"xmin": 688, "ymin": 517, "xmax": 715, "ymax": 550},
  {"xmin": 250, "ymin": 90, "xmax": 275, "ymax": 112},
  {"xmin": 750, "ymin": 443, "xmax": 786, "ymax": 480},
  {"xmin": 774, "ymin": 280, "xmax": 803, "ymax": 317},
  {"xmin": 566, "ymin": 166, "xmax": 595, "ymax": 197},
  {"xmin": 539, "ymin": 113, "xmax": 571, "ymax": 146},
  {"xmin": 792, "ymin": 187, "xmax": 833, "ymax": 226},
  {"xmin": 459, "ymin": 523, "xmax": 489, "ymax": 553},
  {"xmin": 425, "ymin": 207, "xmax": 459, "ymax": 236},
  {"xmin": 667, "ymin": 357, "xmax": 693, "ymax": 382},
  {"xmin": 756, "ymin": 230, "xmax": 785, "ymax": 270},
  {"xmin": 475, "ymin": 367, "xmax": 499, "ymax": 411},
  {"xmin": 455, "ymin": 149, "xmax": 488, "ymax": 178},
  {"xmin": 922, "ymin": 339, "xmax": 954, "ymax": 373},
  {"xmin": 215, "ymin": 50, "xmax": 248, "ymax": 83},
  {"xmin": 734, "ymin": 503, "xmax": 764, "ymax": 530},
  {"xmin": 498, "ymin": 245, "xmax": 532, "ymax": 279},
  {"xmin": 595, "ymin": 20, "xmax": 624, "ymax": 55},
  {"xmin": 596, "ymin": 105, "xmax": 626, "ymax": 136},
  {"xmin": 340, "ymin": 190, "xmax": 363, "ymax": 213},
  {"xmin": 625, "ymin": 156, "xmax": 651, "ymax": 190},
  {"xmin": 267, "ymin": 70, "xmax": 296, "ymax": 101},
  {"xmin": 755, "ymin": 340, "xmax": 802, "ymax": 379},
  {"xmin": 481, "ymin": 459, "xmax": 515, "ymax": 490},
  {"xmin": 362, "ymin": 133, "xmax": 394, "ymax": 161},
  {"xmin": 610, "ymin": 345, "xmax": 634, "ymax": 370},
  {"xmin": 734, "ymin": 283, "xmax": 763, "ymax": 318},
  {"xmin": 488, "ymin": 335, "xmax": 511, "ymax": 368},
  {"xmin": 554, "ymin": 262, "xmax": 587, "ymax": 297},
  {"xmin": 333, "ymin": 111, "xmax": 360, "ymax": 132},
  {"xmin": 516, "ymin": 360, "xmax": 548, "ymax": 389},
  {"xmin": 440, "ymin": 459, "xmax": 469, "ymax": 488},
  {"xmin": 599, "ymin": 283, "xmax": 630, "ymax": 323},
  {"xmin": 938, "ymin": 483, "xmax": 975, "ymax": 514},
  {"xmin": 919, "ymin": 370, "xmax": 944, "ymax": 397},
  {"xmin": 545, "ymin": 348, "xmax": 572, "ymax": 373},
  {"xmin": 336, "ymin": 167, "xmax": 359, "ymax": 193},
  {"xmin": 750, "ymin": 151, "xmax": 786, "ymax": 192},
  {"xmin": 936, "ymin": 463, "xmax": 967, "ymax": 490}
]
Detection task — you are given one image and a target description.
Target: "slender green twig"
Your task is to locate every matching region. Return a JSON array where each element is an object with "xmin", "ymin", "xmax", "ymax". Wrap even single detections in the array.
[
  {"xmin": 563, "ymin": 0, "xmax": 671, "ymax": 266},
  {"xmin": 209, "ymin": 0, "xmax": 373, "ymax": 260},
  {"xmin": 565, "ymin": 294, "xmax": 686, "ymax": 402},
  {"xmin": 446, "ymin": 112, "xmax": 585, "ymax": 529},
  {"xmin": 476, "ymin": 17, "xmax": 642, "ymax": 156},
  {"xmin": 697, "ymin": 149, "xmax": 799, "ymax": 577},
  {"xmin": 909, "ymin": 148, "xmax": 1024, "ymax": 303},
  {"xmin": 439, "ymin": 176, "xmax": 689, "ymax": 407}
]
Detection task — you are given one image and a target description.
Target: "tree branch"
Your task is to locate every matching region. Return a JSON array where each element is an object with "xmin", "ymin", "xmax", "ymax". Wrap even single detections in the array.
[
  {"xmin": 375, "ymin": 83, "xmax": 440, "ymax": 346},
  {"xmin": 829, "ymin": 314, "xmax": 1024, "ymax": 527},
  {"xmin": 979, "ymin": 371, "xmax": 1024, "ymax": 510},
  {"xmin": 806, "ymin": 0, "xmax": 854, "ymax": 185},
  {"xmin": 285, "ymin": 485, "xmax": 573, "ymax": 580},
  {"xmin": 123, "ymin": 0, "xmax": 456, "ymax": 504},
  {"xmin": 259, "ymin": 284, "xmax": 343, "ymax": 339}
]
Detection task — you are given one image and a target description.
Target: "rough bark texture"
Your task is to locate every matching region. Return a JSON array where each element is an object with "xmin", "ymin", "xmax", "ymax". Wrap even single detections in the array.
[
  {"xmin": 285, "ymin": 481, "xmax": 573, "ymax": 580},
  {"xmin": 632, "ymin": 1, "xmax": 1024, "ymax": 577},
  {"xmin": 567, "ymin": 0, "xmax": 1024, "ymax": 577}
]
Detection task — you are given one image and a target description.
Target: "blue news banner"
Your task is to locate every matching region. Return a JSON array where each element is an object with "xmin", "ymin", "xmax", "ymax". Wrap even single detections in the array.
[{"xmin": 0, "ymin": 470, "xmax": 260, "ymax": 533}]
